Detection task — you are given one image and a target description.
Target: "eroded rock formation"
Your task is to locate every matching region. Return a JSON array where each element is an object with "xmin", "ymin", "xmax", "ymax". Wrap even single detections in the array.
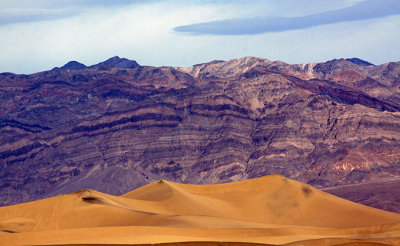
[{"xmin": 1, "ymin": 56, "xmax": 400, "ymax": 210}]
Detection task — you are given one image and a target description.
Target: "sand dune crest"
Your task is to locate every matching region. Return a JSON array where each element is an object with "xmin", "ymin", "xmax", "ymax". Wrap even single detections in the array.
[{"xmin": 1, "ymin": 175, "xmax": 399, "ymax": 245}]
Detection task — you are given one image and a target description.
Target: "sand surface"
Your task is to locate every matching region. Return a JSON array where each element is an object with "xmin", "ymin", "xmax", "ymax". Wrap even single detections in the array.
[{"xmin": 1, "ymin": 175, "xmax": 400, "ymax": 246}]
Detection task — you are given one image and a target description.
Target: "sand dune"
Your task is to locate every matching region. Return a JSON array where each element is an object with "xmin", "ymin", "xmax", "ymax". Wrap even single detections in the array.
[{"xmin": 1, "ymin": 175, "xmax": 400, "ymax": 245}]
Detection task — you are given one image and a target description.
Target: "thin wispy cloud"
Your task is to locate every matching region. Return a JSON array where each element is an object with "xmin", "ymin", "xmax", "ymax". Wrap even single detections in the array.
[
  {"xmin": 0, "ymin": 8, "xmax": 77, "ymax": 25},
  {"xmin": 174, "ymin": 0, "xmax": 400, "ymax": 35},
  {"xmin": 0, "ymin": 0, "xmax": 155, "ymax": 25}
]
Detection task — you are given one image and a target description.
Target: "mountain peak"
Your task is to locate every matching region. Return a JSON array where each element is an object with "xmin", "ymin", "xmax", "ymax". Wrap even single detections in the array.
[
  {"xmin": 346, "ymin": 58, "xmax": 375, "ymax": 66},
  {"xmin": 60, "ymin": 61, "xmax": 87, "ymax": 70},
  {"xmin": 108, "ymin": 55, "xmax": 123, "ymax": 61},
  {"xmin": 91, "ymin": 56, "xmax": 140, "ymax": 69},
  {"xmin": 179, "ymin": 56, "xmax": 272, "ymax": 78}
]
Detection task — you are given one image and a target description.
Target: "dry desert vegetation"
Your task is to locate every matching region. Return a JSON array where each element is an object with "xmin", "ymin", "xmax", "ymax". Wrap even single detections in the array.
[{"xmin": 1, "ymin": 175, "xmax": 400, "ymax": 246}]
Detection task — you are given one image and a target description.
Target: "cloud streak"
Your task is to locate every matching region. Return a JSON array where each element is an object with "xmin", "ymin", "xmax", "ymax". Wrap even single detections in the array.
[
  {"xmin": 0, "ymin": 8, "xmax": 77, "ymax": 25},
  {"xmin": 0, "ymin": 0, "xmax": 156, "ymax": 25},
  {"xmin": 174, "ymin": 0, "xmax": 400, "ymax": 35}
]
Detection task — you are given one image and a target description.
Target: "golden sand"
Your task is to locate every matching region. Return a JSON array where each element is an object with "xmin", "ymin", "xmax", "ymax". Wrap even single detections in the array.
[{"xmin": 1, "ymin": 175, "xmax": 399, "ymax": 245}]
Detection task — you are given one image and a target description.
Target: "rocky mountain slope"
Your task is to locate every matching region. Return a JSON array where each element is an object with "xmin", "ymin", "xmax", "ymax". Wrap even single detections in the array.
[{"xmin": 1, "ymin": 56, "xmax": 400, "ymax": 210}]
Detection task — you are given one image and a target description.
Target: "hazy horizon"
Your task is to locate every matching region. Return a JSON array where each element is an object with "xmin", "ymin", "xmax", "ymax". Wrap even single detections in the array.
[{"xmin": 1, "ymin": 0, "xmax": 399, "ymax": 74}]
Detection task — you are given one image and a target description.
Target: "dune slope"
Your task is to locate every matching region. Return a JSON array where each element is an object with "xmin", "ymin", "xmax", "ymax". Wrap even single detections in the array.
[{"xmin": 0, "ymin": 175, "xmax": 400, "ymax": 246}]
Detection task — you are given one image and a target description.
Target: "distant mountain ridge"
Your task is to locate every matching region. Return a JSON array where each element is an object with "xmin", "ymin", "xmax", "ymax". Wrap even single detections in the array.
[
  {"xmin": 346, "ymin": 58, "xmax": 375, "ymax": 66},
  {"xmin": 54, "ymin": 56, "xmax": 140, "ymax": 71},
  {"xmin": 60, "ymin": 61, "xmax": 87, "ymax": 70},
  {"xmin": 91, "ymin": 56, "xmax": 140, "ymax": 69},
  {"xmin": 1, "ymin": 56, "xmax": 400, "ymax": 213}
]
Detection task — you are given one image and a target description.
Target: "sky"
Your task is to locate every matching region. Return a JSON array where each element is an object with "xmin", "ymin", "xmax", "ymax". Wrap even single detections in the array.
[{"xmin": 0, "ymin": 0, "xmax": 400, "ymax": 74}]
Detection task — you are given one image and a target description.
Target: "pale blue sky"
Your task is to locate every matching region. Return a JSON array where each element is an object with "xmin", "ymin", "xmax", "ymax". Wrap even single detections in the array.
[{"xmin": 0, "ymin": 0, "xmax": 399, "ymax": 74}]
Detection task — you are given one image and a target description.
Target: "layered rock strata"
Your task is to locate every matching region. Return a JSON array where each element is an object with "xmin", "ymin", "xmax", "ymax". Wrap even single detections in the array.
[{"xmin": 1, "ymin": 57, "xmax": 400, "ymax": 211}]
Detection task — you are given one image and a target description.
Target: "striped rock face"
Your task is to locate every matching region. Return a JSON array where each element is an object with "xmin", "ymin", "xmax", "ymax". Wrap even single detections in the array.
[{"xmin": 1, "ymin": 57, "xmax": 400, "ymax": 210}]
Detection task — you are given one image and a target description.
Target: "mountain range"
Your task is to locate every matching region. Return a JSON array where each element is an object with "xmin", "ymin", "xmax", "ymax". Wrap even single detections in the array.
[
  {"xmin": 1, "ymin": 56, "xmax": 400, "ymax": 212},
  {"xmin": 56, "ymin": 56, "xmax": 140, "ymax": 70}
]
